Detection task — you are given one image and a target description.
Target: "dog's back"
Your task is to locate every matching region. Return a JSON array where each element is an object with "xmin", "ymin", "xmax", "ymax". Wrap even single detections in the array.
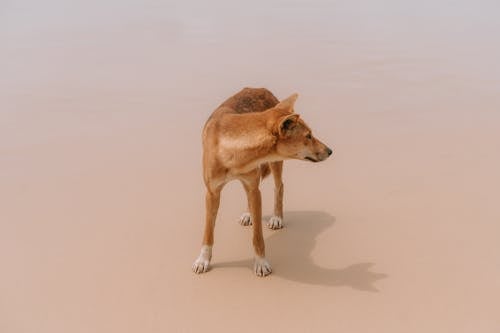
[{"xmin": 219, "ymin": 87, "xmax": 279, "ymax": 114}]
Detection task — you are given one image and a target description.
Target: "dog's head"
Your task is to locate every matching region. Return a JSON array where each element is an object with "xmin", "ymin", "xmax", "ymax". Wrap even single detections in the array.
[{"xmin": 272, "ymin": 94, "xmax": 333, "ymax": 162}]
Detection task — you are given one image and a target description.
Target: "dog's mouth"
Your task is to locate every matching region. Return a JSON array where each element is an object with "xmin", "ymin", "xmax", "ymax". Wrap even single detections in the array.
[{"xmin": 304, "ymin": 156, "xmax": 319, "ymax": 163}]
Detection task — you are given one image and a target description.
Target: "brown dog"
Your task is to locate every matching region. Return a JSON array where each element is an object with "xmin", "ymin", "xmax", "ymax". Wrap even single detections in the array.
[{"xmin": 192, "ymin": 88, "xmax": 333, "ymax": 276}]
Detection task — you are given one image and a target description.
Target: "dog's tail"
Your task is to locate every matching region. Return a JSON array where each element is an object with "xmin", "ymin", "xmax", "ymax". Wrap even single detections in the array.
[{"xmin": 260, "ymin": 163, "xmax": 271, "ymax": 181}]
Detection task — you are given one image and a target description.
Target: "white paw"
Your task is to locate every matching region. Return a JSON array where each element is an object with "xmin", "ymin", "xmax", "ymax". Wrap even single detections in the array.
[
  {"xmin": 239, "ymin": 212, "xmax": 252, "ymax": 226},
  {"xmin": 192, "ymin": 257, "xmax": 210, "ymax": 274},
  {"xmin": 254, "ymin": 257, "xmax": 272, "ymax": 277},
  {"xmin": 192, "ymin": 246, "xmax": 212, "ymax": 274},
  {"xmin": 267, "ymin": 216, "xmax": 283, "ymax": 230}
]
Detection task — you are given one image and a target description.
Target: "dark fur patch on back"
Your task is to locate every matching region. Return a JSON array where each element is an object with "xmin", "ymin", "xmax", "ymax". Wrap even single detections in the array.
[{"xmin": 220, "ymin": 88, "xmax": 279, "ymax": 114}]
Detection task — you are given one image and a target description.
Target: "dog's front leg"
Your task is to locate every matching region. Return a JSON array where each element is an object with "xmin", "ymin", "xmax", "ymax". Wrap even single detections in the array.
[
  {"xmin": 192, "ymin": 186, "xmax": 221, "ymax": 274},
  {"xmin": 242, "ymin": 174, "xmax": 272, "ymax": 277}
]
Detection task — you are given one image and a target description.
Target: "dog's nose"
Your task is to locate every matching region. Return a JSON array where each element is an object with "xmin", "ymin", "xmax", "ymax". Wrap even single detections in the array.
[{"xmin": 326, "ymin": 147, "xmax": 333, "ymax": 156}]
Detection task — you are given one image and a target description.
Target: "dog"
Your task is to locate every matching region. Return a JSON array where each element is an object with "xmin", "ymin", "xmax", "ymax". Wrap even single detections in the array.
[{"xmin": 192, "ymin": 88, "xmax": 333, "ymax": 276}]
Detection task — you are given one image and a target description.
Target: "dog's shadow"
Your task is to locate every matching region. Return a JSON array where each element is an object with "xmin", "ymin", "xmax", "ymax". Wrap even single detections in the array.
[{"xmin": 215, "ymin": 211, "xmax": 387, "ymax": 291}]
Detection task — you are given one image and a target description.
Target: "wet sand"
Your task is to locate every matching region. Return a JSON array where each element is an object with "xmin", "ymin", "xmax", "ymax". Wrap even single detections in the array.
[{"xmin": 1, "ymin": 1, "xmax": 500, "ymax": 332}]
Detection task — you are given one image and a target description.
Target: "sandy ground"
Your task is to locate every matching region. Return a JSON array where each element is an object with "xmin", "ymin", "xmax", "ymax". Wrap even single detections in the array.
[{"xmin": 1, "ymin": 1, "xmax": 500, "ymax": 332}]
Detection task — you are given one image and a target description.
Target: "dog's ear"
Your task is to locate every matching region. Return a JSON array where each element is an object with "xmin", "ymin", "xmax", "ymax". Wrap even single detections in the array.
[
  {"xmin": 276, "ymin": 93, "xmax": 298, "ymax": 112},
  {"xmin": 278, "ymin": 114, "xmax": 300, "ymax": 137}
]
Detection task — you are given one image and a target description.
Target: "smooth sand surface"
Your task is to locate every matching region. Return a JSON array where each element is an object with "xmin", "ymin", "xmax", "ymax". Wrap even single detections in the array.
[{"xmin": 2, "ymin": 1, "xmax": 500, "ymax": 332}]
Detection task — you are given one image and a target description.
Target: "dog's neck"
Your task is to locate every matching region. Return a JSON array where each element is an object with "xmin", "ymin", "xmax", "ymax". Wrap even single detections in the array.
[{"xmin": 217, "ymin": 115, "xmax": 284, "ymax": 174}]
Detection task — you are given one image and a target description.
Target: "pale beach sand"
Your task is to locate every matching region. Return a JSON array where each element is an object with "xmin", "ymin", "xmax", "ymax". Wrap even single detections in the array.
[{"xmin": 1, "ymin": 1, "xmax": 500, "ymax": 332}]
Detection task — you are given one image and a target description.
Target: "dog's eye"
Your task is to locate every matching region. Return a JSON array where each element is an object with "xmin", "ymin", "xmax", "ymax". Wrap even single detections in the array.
[{"xmin": 306, "ymin": 133, "xmax": 312, "ymax": 139}]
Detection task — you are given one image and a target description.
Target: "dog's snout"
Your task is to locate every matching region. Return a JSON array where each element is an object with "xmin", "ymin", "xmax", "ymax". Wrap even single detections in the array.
[{"xmin": 326, "ymin": 147, "xmax": 333, "ymax": 156}]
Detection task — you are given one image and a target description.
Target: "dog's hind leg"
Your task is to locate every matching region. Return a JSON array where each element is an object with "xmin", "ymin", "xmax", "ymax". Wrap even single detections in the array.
[
  {"xmin": 238, "ymin": 163, "xmax": 272, "ymax": 226},
  {"xmin": 241, "ymin": 171, "xmax": 272, "ymax": 277},
  {"xmin": 192, "ymin": 185, "xmax": 222, "ymax": 274},
  {"xmin": 267, "ymin": 161, "xmax": 284, "ymax": 229}
]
